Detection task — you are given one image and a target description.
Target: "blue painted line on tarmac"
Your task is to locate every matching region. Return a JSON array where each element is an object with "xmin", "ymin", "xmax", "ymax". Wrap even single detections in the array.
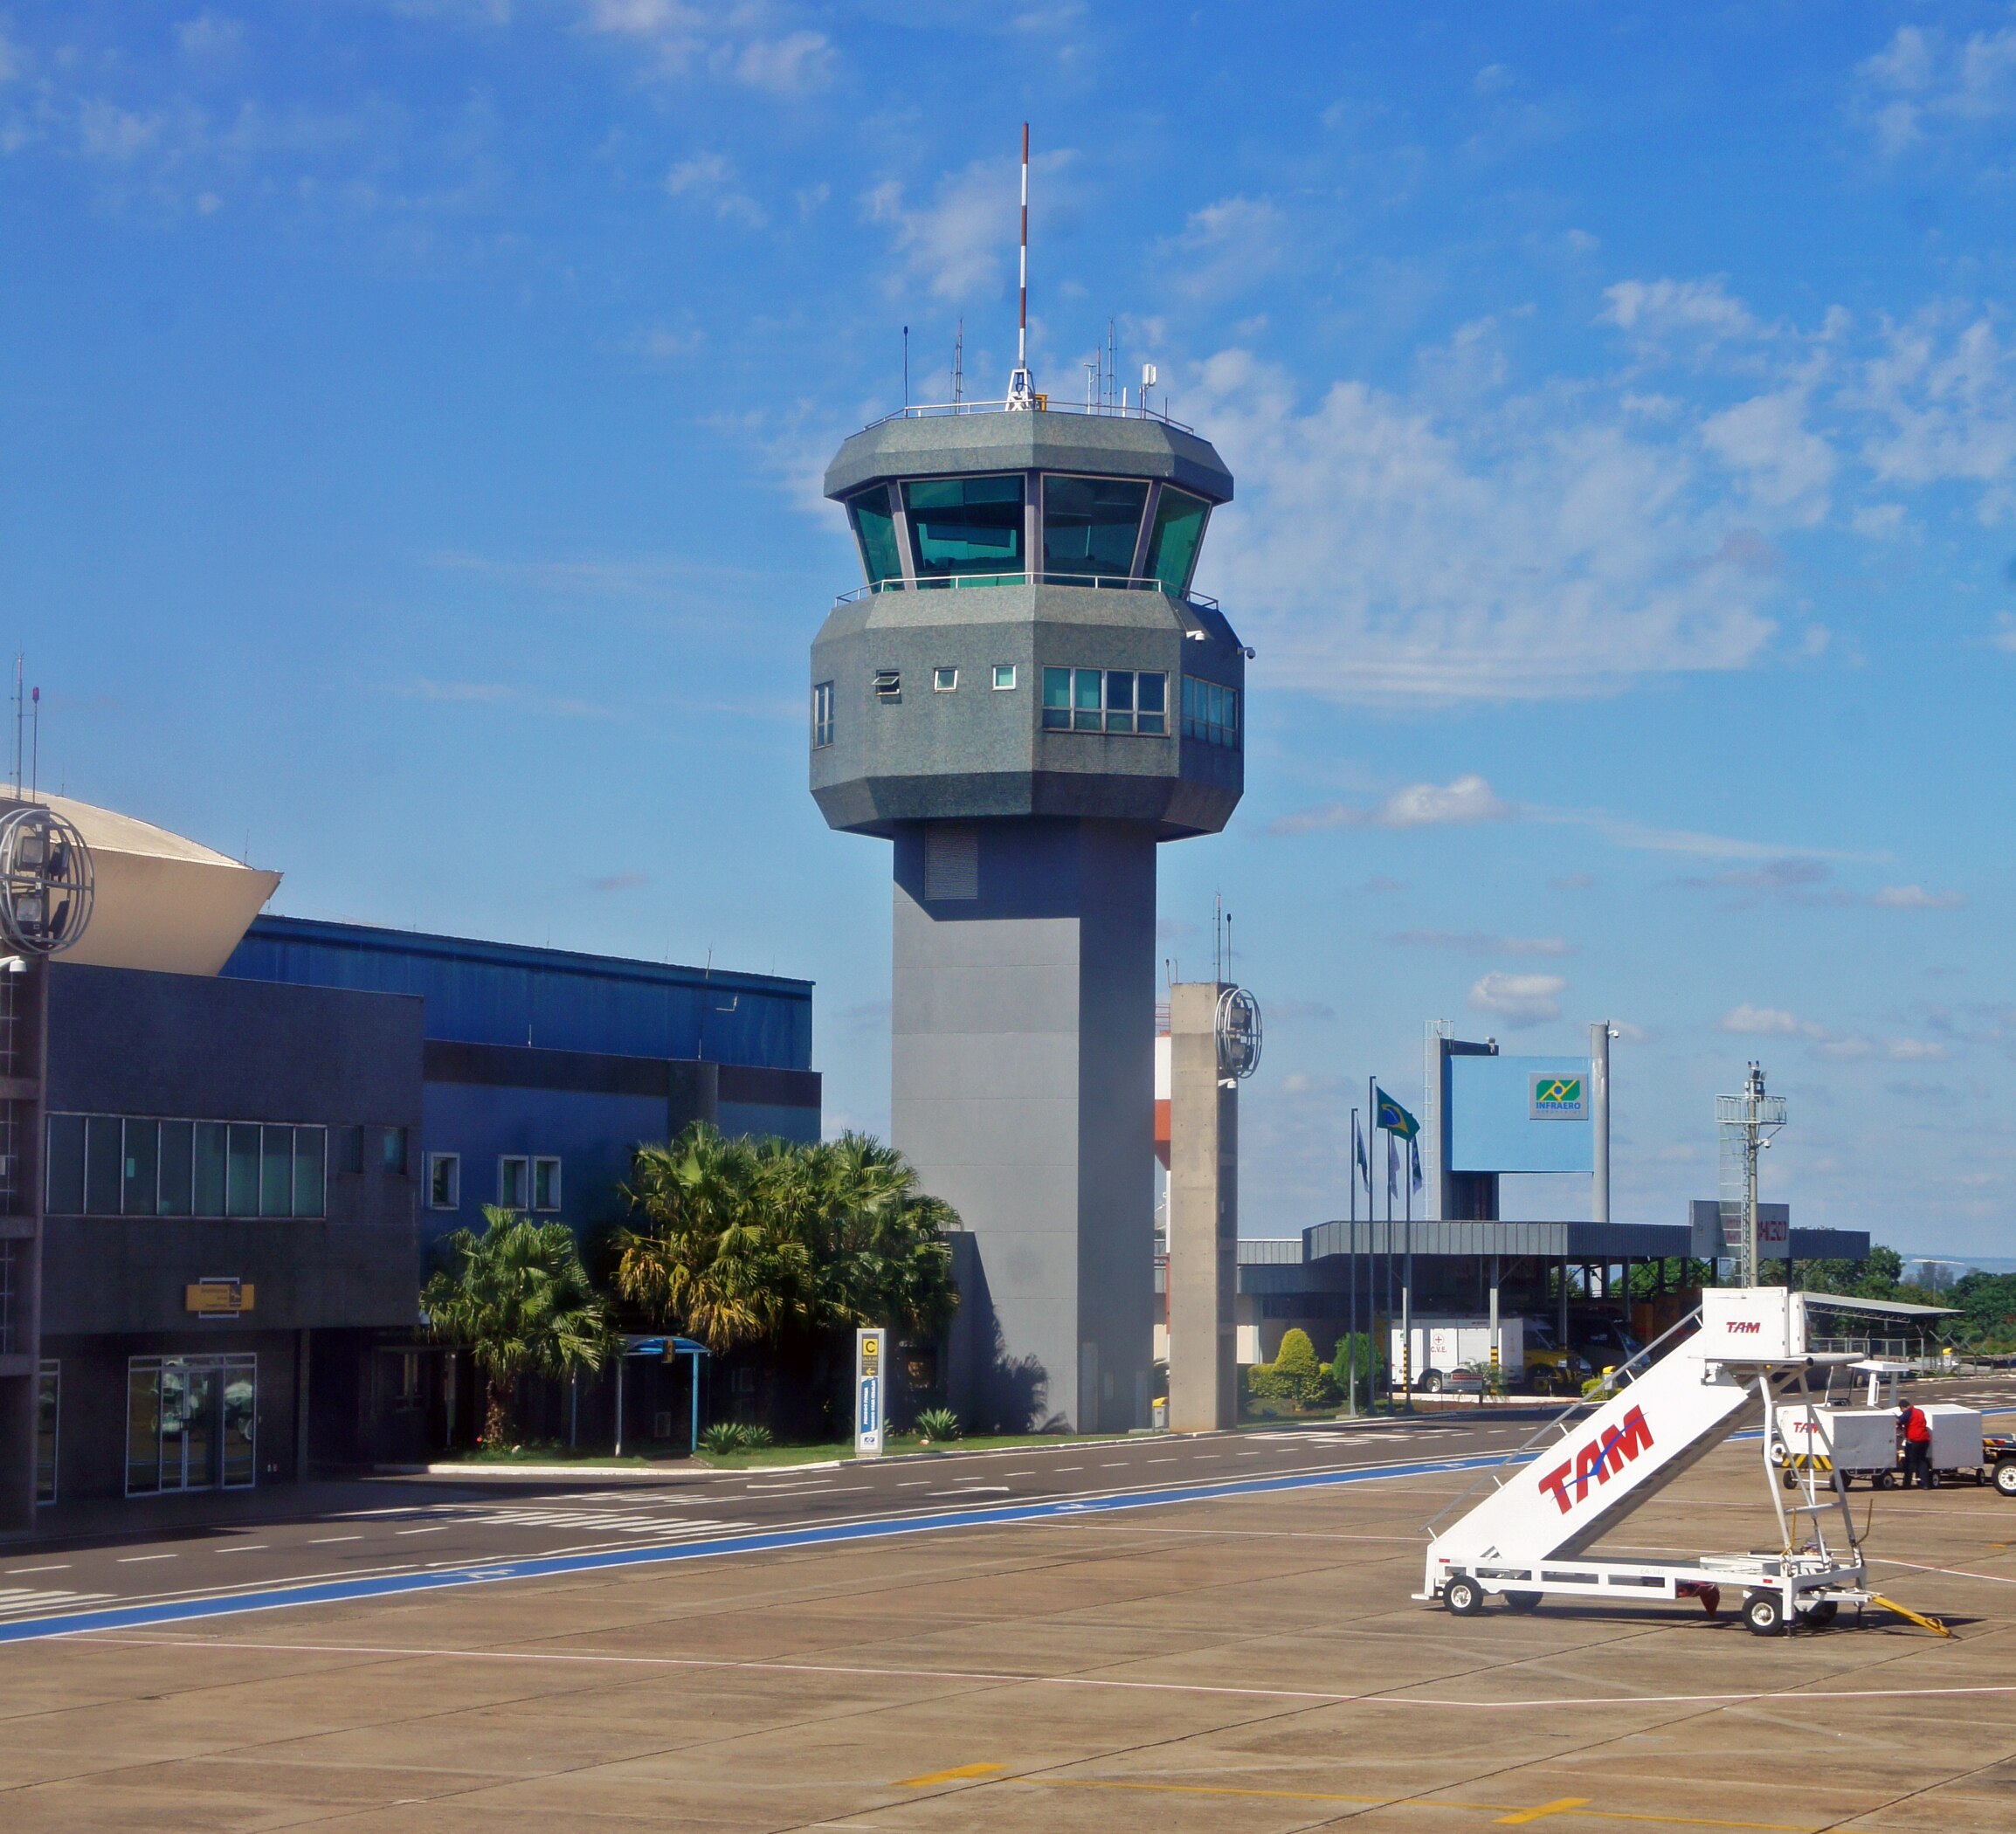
[{"xmin": 0, "ymin": 1449, "xmax": 1520, "ymax": 1647}]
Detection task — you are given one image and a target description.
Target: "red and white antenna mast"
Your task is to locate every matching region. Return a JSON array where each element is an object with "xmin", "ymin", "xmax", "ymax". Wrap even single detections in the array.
[{"xmin": 1006, "ymin": 122, "xmax": 1035, "ymax": 409}]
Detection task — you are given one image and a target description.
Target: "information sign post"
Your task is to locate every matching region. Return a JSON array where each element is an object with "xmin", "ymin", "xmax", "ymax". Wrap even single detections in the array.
[{"xmin": 853, "ymin": 1327, "xmax": 887, "ymax": 1459}]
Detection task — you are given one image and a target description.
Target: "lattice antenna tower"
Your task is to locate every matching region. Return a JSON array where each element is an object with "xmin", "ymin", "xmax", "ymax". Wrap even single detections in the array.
[{"xmin": 1716, "ymin": 1062, "xmax": 1788, "ymax": 1286}]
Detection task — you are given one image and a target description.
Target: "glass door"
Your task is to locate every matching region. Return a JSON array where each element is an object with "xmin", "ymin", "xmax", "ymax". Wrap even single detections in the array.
[{"xmin": 128, "ymin": 1355, "xmax": 257, "ymax": 1495}]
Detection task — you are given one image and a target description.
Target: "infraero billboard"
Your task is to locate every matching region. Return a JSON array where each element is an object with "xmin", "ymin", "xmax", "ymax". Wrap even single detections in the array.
[{"xmin": 1449, "ymin": 1054, "xmax": 1595, "ymax": 1174}]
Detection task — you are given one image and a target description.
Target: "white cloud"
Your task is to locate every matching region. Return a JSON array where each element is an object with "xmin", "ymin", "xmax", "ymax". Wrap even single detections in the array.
[
  {"xmin": 1699, "ymin": 389, "xmax": 1837, "ymax": 523},
  {"xmin": 78, "ymin": 99, "xmax": 166, "ymax": 162},
  {"xmin": 1854, "ymin": 24, "xmax": 2016, "ymax": 155},
  {"xmin": 1270, "ymin": 773, "xmax": 1511, "ymax": 834},
  {"xmin": 1854, "ymin": 309, "xmax": 2016, "ymax": 516},
  {"xmin": 1191, "ymin": 349, "xmax": 1778, "ymax": 702},
  {"xmin": 865, "ymin": 155, "xmax": 1037, "ymax": 302},
  {"xmin": 665, "ymin": 150, "xmax": 765, "ymax": 227},
  {"xmin": 1871, "ymin": 884, "xmax": 1965, "ymax": 910},
  {"xmin": 583, "ymin": 2, "xmax": 835, "ymax": 94},
  {"xmin": 1599, "ymin": 276, "xmax": 1760, "ymax": 342},
  {"xmin": 1162, "ymin": 196, "xmax": 1288, "ymax": 300},
  {"xmin": 1380, "ymin": 774, "xmax": 1511, "ymax": 827},
  {"xmin": 1995, "ymin": 613, "xmax": 2016, "ymax": 654},
  {"xmin": 729, "ymin": 30, "xmax": 834, "ymax": 94},
  {"xmin": 1717, "ymin": 1003, "xmax": 1825, "ymax": 1038},
  {"xmin": 1469, "ymin": 972, "xmax": 1565, "ymax": 1026},
  {"xmin": 176, "ymin": 13, "xmax": 245, "ymax": 59},
  {"xmin": 1886, "ymin": 1038, "xmax": 1950, "ymax": 1061}
]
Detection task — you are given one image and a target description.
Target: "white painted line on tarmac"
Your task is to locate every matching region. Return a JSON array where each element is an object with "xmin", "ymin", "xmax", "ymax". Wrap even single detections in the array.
[
  {"xmin": 117, "ymin": 1554, "xmax": 177, "ymax": 1563},
  {"xmin": 1871, "ymin": 1555, "xmax": 2016, "ymax": 1586},
  {"xmin": 75, "ymin": 1634, "xmax": 2016, "ymax": 1716}
]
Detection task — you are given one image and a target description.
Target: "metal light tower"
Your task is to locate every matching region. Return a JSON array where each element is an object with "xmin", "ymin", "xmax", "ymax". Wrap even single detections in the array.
[{"xmin": 808, "ymin": 341, "xmax": 1245, "ymax": 1431}]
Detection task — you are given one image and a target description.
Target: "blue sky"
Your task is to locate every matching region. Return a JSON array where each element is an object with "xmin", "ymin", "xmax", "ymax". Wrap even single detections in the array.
[{"xmin": 9, "ymin": 3, "xmax": 2016, "ymax": 1254}]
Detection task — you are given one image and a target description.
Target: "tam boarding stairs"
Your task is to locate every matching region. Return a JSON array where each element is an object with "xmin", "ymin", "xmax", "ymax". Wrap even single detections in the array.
[{"xmin": 1419, "ymin": 1288, "xmax": 1923, "ymax": 1638}]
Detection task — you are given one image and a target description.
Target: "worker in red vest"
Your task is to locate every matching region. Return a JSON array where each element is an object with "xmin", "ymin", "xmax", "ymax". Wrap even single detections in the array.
[{"xmin": 1899, "ymin": 1401, "xmax": 1935, "ymax": 1488}]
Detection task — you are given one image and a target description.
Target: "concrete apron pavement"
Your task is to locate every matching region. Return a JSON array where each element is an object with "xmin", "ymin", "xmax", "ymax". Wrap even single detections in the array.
[{"xmin": 4, "ymin": 1441, "xmax": 2016, "ymax": 1832}]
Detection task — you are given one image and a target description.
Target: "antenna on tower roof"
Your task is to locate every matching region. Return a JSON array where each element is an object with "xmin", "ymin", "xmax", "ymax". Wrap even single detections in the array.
[{"xmin": 1006, "ymin": 122, "xmax": 1035, "ymax": 410}]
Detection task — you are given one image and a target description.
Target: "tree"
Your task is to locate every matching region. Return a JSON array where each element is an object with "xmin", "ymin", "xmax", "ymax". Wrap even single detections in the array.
[
  {"xmin": 613, "ymin": 1125, "xmax": 957, "ymax": 1355},
  {"xmin": 423, "ymin": 1206, "xmax": 615, "ymax": 1447},
  {"xmin": 1792, "ymin": 1244, "xmax": 1905, "ymax": 1301}
]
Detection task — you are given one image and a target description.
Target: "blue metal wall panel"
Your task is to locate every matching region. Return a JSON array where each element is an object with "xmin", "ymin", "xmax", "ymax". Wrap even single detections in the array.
[
  {"xmin": 225, "ymin": 915, "xmax": 812, "ymax": 1071},
  {"xmin": 1449, "ymin": 1054, "xmax": 1593, "ymax": 1174}
]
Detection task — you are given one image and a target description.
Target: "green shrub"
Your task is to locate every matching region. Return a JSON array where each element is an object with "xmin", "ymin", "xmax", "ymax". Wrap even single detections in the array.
[
  {"xmin": 1247, "ymin": 1329, "xmax": 1340, "ymax": 1409},
  {"xmin": 1322, "ymin": 1333, "xmax": 1387, "ymax": 1407},
  {"xmin": 699, "ymin": 1422, "xmax": 773, "ymax": 1455},
  {"xmin": 915, "ymin": 1406, "xmax": 961, "ymax": 1442}
]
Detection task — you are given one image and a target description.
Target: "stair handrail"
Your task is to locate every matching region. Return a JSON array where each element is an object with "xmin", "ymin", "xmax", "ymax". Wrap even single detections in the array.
[{"xmin": 1421, "ymin": 1305, "xmax": 1703, "ymax": 1538}]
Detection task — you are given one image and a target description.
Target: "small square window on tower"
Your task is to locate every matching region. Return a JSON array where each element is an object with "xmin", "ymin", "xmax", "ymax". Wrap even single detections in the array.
[
  {"xmin": 873, "ymin": 669, "xmax": 901, "ymax": 701},
  {"xmin": 933, "ymin": 666, "xmax": 958, "ymax": 692},
  {"xmin": 992, "ymin": 665, "xmax": 1017, "ymax": 690}
]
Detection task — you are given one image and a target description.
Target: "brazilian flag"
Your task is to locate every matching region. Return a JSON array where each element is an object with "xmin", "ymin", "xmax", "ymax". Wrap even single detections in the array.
[{"xmin": 1376, "ymin": 1087, "xmax": 1419, "ymax": 1141}]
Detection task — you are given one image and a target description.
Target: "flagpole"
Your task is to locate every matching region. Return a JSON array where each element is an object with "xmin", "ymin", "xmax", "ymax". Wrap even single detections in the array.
[
  {"xmin": 1403, "ymin": 1128, "xmax": 1413, "ymax": 1414},
  {"xmin": 1348, "ymin": 1107, "xmax": 1359, "ymax": 1417},
  {"xmin": 1369, "ymin": 1074, "xmax": 1379, "ymax": 1410}
]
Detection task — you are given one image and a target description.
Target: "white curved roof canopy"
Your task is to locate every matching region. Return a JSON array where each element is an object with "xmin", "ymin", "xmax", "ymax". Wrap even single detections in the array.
[{"xmin": 2, "ymin": 793, "xmax": 281, "ymax": 976}]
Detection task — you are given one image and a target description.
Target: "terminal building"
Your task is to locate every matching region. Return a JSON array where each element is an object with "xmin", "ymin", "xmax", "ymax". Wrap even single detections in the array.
[{"xmin": 3, "ymin": 794, "xmax": 818, "ymax": 1531}]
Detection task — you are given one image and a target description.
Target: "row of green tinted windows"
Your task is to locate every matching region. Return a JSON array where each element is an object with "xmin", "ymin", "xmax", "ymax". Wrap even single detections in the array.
[
  {"xmin": 1181, "ymin": 675, "xmax": 1240, "ymax": 749},
  {"xmin": 1042, "ymin": 668, "xmax": 1168, "ymax": 734},
  {"xmin": 847, "ymin": 475, "xmax": 1209, "ymax": 597},
  {"xmin": 47, "ymin": 1114, "xmax": 331, "ymax": 1219}
]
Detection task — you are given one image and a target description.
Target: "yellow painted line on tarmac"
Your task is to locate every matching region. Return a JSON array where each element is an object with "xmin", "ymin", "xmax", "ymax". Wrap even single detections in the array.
[
  {"xmin": 1032, "ymin": 1779, "xmax": 1384, "ymax": 1805},
  {"xmin": 1023, "ymin": 1777, "xmax": 1812, "ymax": 1831},
  {"xmin": 896, "ymin": 1762, "xmax": 1006, "ymax": 1786}
]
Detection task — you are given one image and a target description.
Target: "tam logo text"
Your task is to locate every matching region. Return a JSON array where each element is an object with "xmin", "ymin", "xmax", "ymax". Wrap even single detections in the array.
[
  {"xmin": 1536, "ymin": 1406, "xmax": 1654, "ymax": 1514},
  {"xmin": 1724, "ymin": 1320, "xmax": 1762, "ymax": 1334}
]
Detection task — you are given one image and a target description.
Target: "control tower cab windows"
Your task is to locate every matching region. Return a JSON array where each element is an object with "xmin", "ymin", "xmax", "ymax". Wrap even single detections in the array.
[
  {"xmin": 1181, "ymin": 675, "xmax": 1240, "ymax": 749},
  {"xmin": 1043, "ymin": 476, "xmax": 1149, "ymax": 584},
  {"xmin": 1146, "ymin": 486, "xmax": 1211, "ymax": 597},
  {"xmin": 903, "ymin": 475, "xmax": 1025, "ymax": 583},
  {"xmin": 1043, "ymin": 667, "xmax": 1167, "ymax": 735},
  {"xmin": 846, "ymin": 486, "xmax": 903, "ymax": 588}
]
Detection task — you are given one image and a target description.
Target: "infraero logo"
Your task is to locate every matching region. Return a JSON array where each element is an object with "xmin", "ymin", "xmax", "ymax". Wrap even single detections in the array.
[
  {"xmin": 1536, "ymin": 1406, "xmax": 1654, "ymax": 1514},
  {"xmin": 1528, "ymin": 1073, "xmax": 1586, "ymax": 1120}
]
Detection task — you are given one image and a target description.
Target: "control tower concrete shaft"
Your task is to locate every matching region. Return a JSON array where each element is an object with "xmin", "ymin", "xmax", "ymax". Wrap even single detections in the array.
[{"xmin": 810, "ymin": 404, "xmax": 1244, "ymax": 1431}]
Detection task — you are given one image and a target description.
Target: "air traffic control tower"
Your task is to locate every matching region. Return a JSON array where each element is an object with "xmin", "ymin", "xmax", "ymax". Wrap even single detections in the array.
[{"xmin": 809, "ymin": 398, "xmax": 1245, "ymax": 1431}]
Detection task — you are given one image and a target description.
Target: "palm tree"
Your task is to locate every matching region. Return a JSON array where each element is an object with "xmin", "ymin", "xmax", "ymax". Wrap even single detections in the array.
[
  {"xmin": 423, "ymin": 1205, "xmax": 616, "ymax": 1447},
  {"xmin": 613, "ymin": 1126, "xmax": 956, "ymax": 1353},
  {"xmin": 614, "ymin": 1127, "xmax": 814, "ymax": 1352}
]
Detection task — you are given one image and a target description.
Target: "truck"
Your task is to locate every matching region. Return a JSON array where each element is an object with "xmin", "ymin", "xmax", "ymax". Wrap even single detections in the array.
[
  {"xmin": 1389, "ymin": 1317, "xmax": 1524, "ymax": 1393},
  {"xmin": 1771, "ymin": 1361, "xmax": 1987, "ymax": 1488}
]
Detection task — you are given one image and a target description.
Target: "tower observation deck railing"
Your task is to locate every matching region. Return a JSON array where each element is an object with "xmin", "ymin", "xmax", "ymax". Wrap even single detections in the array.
[
  {"xmin": 862, "ymin": 396, "xmax": 1198, "ymax": 435},
  {"xmin": 832, "ymin": 572, "xmax": 1222, "ymax": 610}
]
